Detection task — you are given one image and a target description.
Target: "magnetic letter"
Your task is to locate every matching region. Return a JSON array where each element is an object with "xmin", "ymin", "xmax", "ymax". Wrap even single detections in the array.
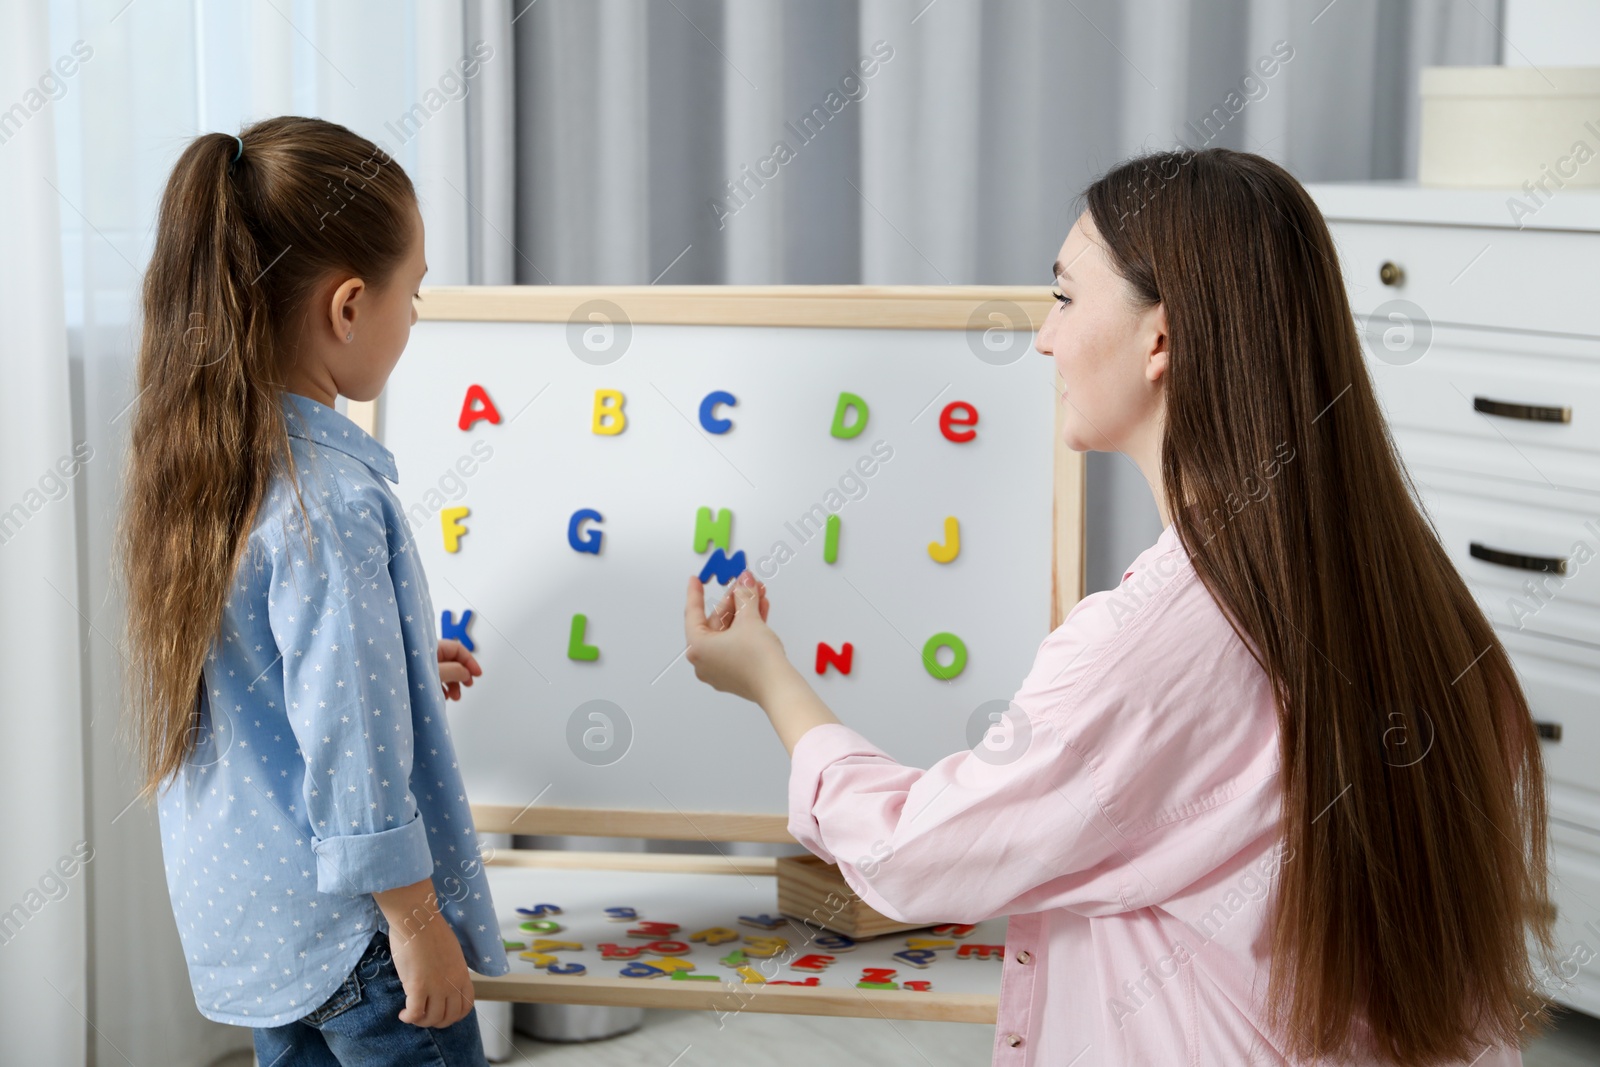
[
  {"xmin": 922, "ymin": 632, "xmax": 967, "ymax": 680},
  {"xmin": 742, "ymin": 936, "xmax": 789, "ymax": 958},
  {"xmin": 546, "ymin": 962, "xmax": 587, "ymax": 976},
  {"xmin": 830, "ymin": 391, "xmax": 869, "ymax": 438},
  {"xmin": 928, "ymin": 517, "xmax": 960, "ymax": 563},
  {"xmin": 643, "ymin": 957, "xmax": 696, "ymax": 975},
  {"xmin": 598, "ymin": 943, "xmax": 645, "ymax": 959},
  {"xmin": 823, "ymin": 514, "xmax": 840, "ymax": 563},
  {"xmin": 569, "ymin": 509, "xmax": 604, "ymax": 554},
  {"xmin": 441, "ymin": 506, "xmax": 470, "ymax": 553},
  {"xmin": 644, "ymin": 940, "xmax": 691, "ymax": 956},
  {"xmin": 694, "ymin": 507, "xmax": 732, "ymax": 553},
  {"xmin": 815, "ymin": 642, "xmax": 854, "ymax": 676},
  {"xmin": 627, "ymin": 921, "xmax": 681, "ymax": 939},
  {"xmin": 592, "ymin": 389, "xmax": 627, "ymax": 435},
  {"xmin": 939, "ymin": 401, "xmax": 978, "ymax": 442},
  {"xmin": 956, "ymin": 943, "xmax": 1004, "ymax": 960},
  {"xmin": 892, "ymin": 949, "xmax": 937, "ymax": 969},
  {"xmin": 791, "ymin": 954, "xmax": 836, "ymax": 972},
  {"xmin": 699, "ymin": 548, "xmax": 747, "ymax": 586},
  {"xmin": 932, "ymin": 923, "xmax": 976, "ymax": 939},
  {"xmin": 440, "ymin": 609, "xmax": 474, "ymax": 652},
  {"xmin": 568, "ymin": 614, "xmax": 599, "ymax": 661},
  {"xmin": 699, "ymin": 390, "xmax": 737, "ymax": 433},
  {"xmin": 458, "ymin": 384, "xmax": 502, "ymax": 431}
]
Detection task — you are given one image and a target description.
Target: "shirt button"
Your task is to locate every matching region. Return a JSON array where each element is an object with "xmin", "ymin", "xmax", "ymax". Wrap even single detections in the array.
[
  {"xmin": 1015, "ymin": 950, "xmax": 1032, "ymax": 964},
  {"xmin": 1004, "ymin": 1033, "xmax": 1024, "ymax": 1048}
]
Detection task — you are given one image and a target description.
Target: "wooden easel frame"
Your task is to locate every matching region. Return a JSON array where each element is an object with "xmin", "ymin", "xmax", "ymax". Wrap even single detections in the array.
[{"xmin": 350, "ymin": 286, "xmax": 1085, "ymax": 1020}]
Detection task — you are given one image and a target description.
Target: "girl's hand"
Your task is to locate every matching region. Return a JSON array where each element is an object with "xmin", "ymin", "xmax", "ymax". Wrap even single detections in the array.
[
  {"xmin": 388, "ymin": 913, "xmax": 476, "ymax": 1028},
  {"xmin": 373, "ymin": 878, "xmax": 475, "ymax": 1028},
  {"xmin": 684, "ymin": 571, "xmax": 790, "ymax": 705},
  {"xmin": 438, "ymin": 638, "xmax": 481, "ymax": 701}
]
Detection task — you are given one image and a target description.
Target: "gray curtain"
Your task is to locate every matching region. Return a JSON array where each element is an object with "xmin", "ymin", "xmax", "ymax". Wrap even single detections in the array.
[{"xmin": 509, "ymin": 0, "xmax": 1501, "ymax": 594}]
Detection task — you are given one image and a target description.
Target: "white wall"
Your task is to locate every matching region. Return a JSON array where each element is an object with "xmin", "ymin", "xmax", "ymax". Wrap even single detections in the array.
[{"xmin": 1504, "ymin": 0, "xmax": 1600, "ymax": 66}]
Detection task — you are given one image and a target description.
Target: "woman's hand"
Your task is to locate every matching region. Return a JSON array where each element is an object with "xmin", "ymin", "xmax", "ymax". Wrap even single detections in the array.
[
  {"xmin": 706, "ymin": 571, "xmax": 769, "ymax": 630},
  {"xmin": 438, "ymin": 638, "xmax": 481, "ymax": 701},
  {"xmin": 685, "ymin": 570, "xmax": 844, "ymax": 752},
  {"xmin": 684, "ymin": 571, "xmax": 790, "ymax": 705}
]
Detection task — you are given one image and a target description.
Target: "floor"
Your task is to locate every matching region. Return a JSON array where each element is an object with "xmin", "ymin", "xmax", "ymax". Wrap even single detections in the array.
[
  {"xmin": 223, "ymin": 1003, "xmax": 1600, "ymax": 1066},
  {"xmin": 494, "ymin": 1006, "xmax": 1600, "ymax": 1066}
]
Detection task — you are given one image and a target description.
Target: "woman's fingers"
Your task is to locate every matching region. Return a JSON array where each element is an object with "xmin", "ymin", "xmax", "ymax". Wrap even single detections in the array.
[
  {"xmin": 684, "ymin": 576, "xmax": 711, "ymax": 641},
  {"xmin": 731, "ymin": 575, "xmax": 763, "ymax": 624},
  {"xmin": 688, "ymin": 573, "xmax": 770, "ymax": 647}
]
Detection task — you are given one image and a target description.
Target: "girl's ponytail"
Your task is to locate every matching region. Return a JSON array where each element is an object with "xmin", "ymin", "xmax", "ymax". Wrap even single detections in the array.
[{"xmin": 118, "ymin": 117, "xmax": 416, "ymax": 801}]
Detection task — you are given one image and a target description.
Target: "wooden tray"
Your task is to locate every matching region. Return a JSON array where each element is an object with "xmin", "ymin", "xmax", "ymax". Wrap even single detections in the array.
[{"xmin": 775, "ymin": 853, "xmax": 938, "ymax": 939}]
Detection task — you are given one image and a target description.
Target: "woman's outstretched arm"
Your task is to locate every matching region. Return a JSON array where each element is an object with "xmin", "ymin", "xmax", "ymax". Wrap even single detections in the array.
[{"xmin": 683, "ymin": 570, "xmax": 840, "ymax": 753}]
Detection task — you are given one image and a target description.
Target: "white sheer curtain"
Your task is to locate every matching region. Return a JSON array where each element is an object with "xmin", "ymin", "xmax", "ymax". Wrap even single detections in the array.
[
  {"xmin": 33, "ymin": 1, "xmax": 513, "ymax": 1062},
  {"xmin": 7, "ymin": 1, "xmax": 1496, "ymax": 1063},
  {"xmin": 0, "ymin": 5, "xmax": 88, "ymax": 1064}
]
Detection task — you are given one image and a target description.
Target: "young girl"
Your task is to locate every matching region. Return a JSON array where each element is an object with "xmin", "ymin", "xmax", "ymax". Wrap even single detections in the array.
[
  {"xmin": 685, "ymin": 149, "xmax": 1556, "ymax": 1066},
  {"xmin": 118, "ymin": 116, "xmax": 505, "ymax": 1066}
]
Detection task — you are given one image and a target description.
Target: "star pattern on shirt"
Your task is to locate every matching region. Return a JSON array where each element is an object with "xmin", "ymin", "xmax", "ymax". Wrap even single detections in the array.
[{"xmin": 154, "ymin": 392, "xmax": 508, "ymax": 1027}]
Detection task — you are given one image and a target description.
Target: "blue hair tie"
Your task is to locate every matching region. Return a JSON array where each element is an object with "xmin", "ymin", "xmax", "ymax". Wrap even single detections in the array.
[{"xmin": 231, "ymin": 135, "xmax": 243, "ymax": 163}]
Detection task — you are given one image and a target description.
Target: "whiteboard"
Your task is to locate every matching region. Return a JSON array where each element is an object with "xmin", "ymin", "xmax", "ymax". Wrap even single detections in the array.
[{"xmin": 377, "ymin": 289, "xmax": 1073, "ymax": 818}]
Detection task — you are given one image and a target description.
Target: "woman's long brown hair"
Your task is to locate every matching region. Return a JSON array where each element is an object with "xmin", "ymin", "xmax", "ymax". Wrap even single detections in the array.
[
  {"xmin": 1082, "ymin": 148, "xmax": 1555, "ymax": 1064},
  {"xmin": 117, "ymin": 116, "xmax": 416, "ymax": 802}
]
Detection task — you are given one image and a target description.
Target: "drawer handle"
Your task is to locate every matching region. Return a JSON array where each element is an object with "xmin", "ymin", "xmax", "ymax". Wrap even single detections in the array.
[
  {"xmin": 1468, "ymin": 542, "xmax": 1568, "ymax": 575},
  {"xmin": 1378, "ymin": 261, "xmax": 1405, "ymax": 286},
  {"xmin": 1535, "ymin": 721, "xmax": 1562, "ymax": 742},
  {"xmin": 1472, "ymin": 396, "xmax": 1572, "ymax": 424}
]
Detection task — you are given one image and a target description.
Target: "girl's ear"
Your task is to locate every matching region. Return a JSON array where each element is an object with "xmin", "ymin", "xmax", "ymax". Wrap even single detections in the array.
[{"xmin": 327, "ymin": 276, "xmax": 365, "ymax": 341}]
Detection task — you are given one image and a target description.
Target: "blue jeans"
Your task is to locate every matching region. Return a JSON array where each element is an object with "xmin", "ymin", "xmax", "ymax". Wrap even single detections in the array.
[{"xmin": 252, "ymin": 930, "xmax": 490, "ymax": 1067}]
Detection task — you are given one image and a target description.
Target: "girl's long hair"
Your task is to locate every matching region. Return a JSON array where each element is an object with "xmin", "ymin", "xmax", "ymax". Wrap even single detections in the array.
[
  {"xmin": 1082, "ymin": 148, "xmax": 1555, "ymax": 1065},
  {"xmin": 118, "ymin": 116, "xmax": 416, "ymax": 802}
]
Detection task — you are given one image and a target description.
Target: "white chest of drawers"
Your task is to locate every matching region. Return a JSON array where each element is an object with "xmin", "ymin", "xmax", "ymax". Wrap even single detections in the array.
[{"xmin": 1306, "ymin": 180, "xmax": 1600, "ymax": 1018}]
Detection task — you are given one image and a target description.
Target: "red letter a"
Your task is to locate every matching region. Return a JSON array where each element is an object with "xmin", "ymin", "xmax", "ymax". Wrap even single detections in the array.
[{"xmin": 459, "ymin": 384, "xmax": 502, "ymax": 431}]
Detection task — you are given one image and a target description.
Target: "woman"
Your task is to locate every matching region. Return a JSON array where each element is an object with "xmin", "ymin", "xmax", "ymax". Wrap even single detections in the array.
[{"xmin": 682, "ymin": 148, "xmax": 1555, "ymax": 1066}]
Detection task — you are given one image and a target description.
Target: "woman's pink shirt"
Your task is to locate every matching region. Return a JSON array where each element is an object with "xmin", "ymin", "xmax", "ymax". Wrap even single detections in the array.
[{"xmin": 787, "ymin": 522, "xmax": 1522, "ymax": 1066}]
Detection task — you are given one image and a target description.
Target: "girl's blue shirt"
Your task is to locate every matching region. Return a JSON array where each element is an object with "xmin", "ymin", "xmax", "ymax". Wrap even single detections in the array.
[{"xmin": 156, "ymin": 391, "xmax": 510, "ymax": 1026}]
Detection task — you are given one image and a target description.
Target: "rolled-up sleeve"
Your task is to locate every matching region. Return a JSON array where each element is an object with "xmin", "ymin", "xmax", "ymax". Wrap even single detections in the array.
[
  {"xmin": 786, "ymin": 713, "xmax": 1134, "ymax": 926},
  {"xmin": 267, "ymin": 491, "xmax": 433, "ymax": 898}
]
